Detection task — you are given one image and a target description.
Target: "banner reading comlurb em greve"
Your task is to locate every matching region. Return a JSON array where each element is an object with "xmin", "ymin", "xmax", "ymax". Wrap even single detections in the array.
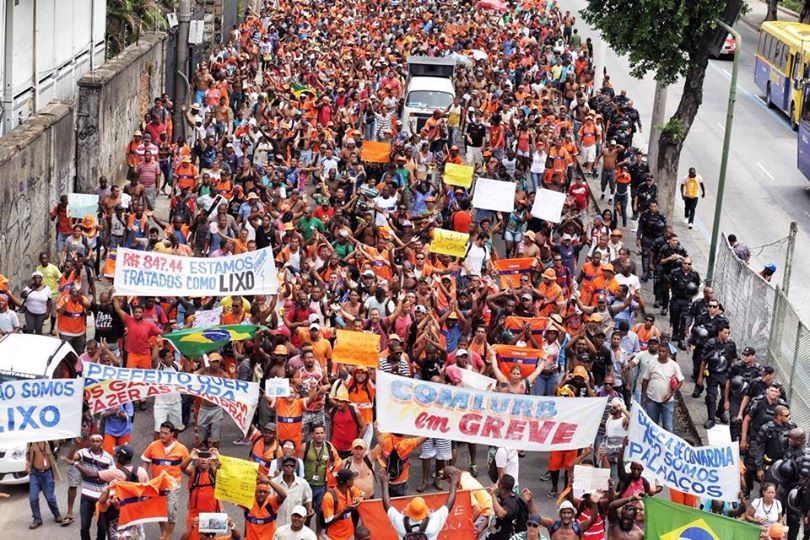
[
  {"xmin": 83, "ymin": 363, "xmax": 259, "ymax": 435},
  {"xmin": 376, "ymin": 372, "xmax": 606, "ymax": 451},
  {"xmin": 112, "ymin": 247, "xmax": 279, "ymax": 297}
]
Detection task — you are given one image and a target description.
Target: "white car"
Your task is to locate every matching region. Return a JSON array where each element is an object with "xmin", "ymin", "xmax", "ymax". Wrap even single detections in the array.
[{"xmin": 0, "ymin": 334, "xmax": 78, "ymax": 485}]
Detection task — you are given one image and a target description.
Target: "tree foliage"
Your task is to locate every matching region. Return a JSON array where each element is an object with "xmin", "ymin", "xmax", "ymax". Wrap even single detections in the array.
[{"xmin": 107, "ymin": 0, "xmax": 176, "ymax": 57}]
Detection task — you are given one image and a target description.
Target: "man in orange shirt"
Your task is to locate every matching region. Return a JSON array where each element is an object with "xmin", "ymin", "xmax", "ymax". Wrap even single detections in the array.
[
  {"xmin": 371, "ymin": 433, "xmax": 426, "ymax": 496},
  {"xmin": 173, "ymin": 155, "xmax": 198, "ymax": 193},
  {"xmin": 243, "ymin": 477, "xmax": 287, "ymax": 540},
  {"xmin": 320, "ymin": 469, "xmax": 364, "ymax": 540},
  {"xmin": 141, "ymin": 421, "xmax": 190, "ymax": 540},
  {"xmin": 247, "ymin": 422, "xmax": 282, "ymax": 477}
]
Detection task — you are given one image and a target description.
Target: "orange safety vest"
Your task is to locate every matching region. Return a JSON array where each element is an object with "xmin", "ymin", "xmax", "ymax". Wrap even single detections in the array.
[
  {"xmin": 57, "ymin": 298, "xmax": 86, "ymax": 336},
  {"xmin": 275, "ymin": 398, "xmax": 304, "ymax": 450},
  {"xmin": 174, "ymin": 164, "xmax": 197, "ymax": 190},
  {"xmin": 126, "ymin": 140, "xmax": 140, "ymax": 168},
  {"xmin": 244, "ymin": 495, "xmax": 281, "ymax": 540},
  {"xmin": 249, "ymin": 438, "xmax": 281, "ymax": 476}
]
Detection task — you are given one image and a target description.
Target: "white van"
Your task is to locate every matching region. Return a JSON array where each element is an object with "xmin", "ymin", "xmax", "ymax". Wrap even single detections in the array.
[
  {"xmin": 0, "ymin": 334, "xmax": 78, "ymax": 484},
  {"xmin": 402, "ymin": 56, "xmax": 456, "ymax": 136}
]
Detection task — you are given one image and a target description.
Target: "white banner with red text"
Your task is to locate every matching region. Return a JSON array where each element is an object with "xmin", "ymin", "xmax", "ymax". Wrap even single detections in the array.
[
  {"xmin": 83, "ymin": 363, "xmax": 259, "ymax": 435},
  {"xmin": 112, "ymin": 247, "xmax": 279, "ymax": 297},
  {"xmin": 375, "ymin": 372, "xmax": 606, "ymax": 451}
]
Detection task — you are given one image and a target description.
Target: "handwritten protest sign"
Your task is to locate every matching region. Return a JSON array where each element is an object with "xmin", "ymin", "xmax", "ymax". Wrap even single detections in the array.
[
  {"xmin": 215, "ymin": 455, "xmax": 258, "ymax": 508},
  {"xmin": 332, "ymin": 329, "xmax": 381, "ymax": 368},
  {"xmin": 358, "ymin": 491, "xmax": 475, "ymax": 540},
  {"xmin": 573, "ymin": 465, "xmax": 610, "ymax": 497},
  {"xmin": 429, "ymin": 228, "xmax": 469, "ymax": 257},
  {"xmin": 264, "ymin": 378, "xmax": 291, "ymax": 397},
  {"xmin": 360, "ymin": 141, "xmax": 391, "ymax": 163},
  {"xmin": 472, "ymin": 177, "xmax": 516, "ymax": 212},
  {"xmin": 113, "ymin": 247, "xmax": 279, "ymax": 297},
  {"xmin": 0, "ymin": 379, "xmax": 83, "ymax": 446},
  {"xmin": 625, "ymin": 401, "xmax": 740, "ymax": 501},
  {"xmin": 192, "ymin": 307, "xmax": 223, "ymax": 328},
  {"xmin": 530, "ymin": 188, "xmax": 566, "ymax": 223},
  {"xmin": 377, "ymin": 372, "xmax": 606, "ymax": 450},
  {"xmin": 443, "ymin": 163, "xmax": 474, "ymax": 188},
  {"xmin": 492, "ymin": 344, "xmax": 544, "ymax": 377},
  {"xmin": 67, "ymin": 193, "xmax": 99, "ymax": 219},
  {"xmin": 83, "ymin": 363, "xmax": 260, "ymax": 435}
]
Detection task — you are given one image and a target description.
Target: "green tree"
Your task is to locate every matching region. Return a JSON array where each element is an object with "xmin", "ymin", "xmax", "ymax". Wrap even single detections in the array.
[
  {"xmin": 581, "ymin": 0, "xmax": 732, "ymax": 222},
  {"xmin": 106, "ymin": 0, "xmax": 176, "ymax": 57}
]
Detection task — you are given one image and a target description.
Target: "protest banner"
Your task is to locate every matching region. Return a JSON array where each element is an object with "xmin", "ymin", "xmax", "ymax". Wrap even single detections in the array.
[
  {"xmin": 215, "ymin": 455, "xmax": 258, "ymax": 508},
  {"xmin": 264, "ymin": 377, "xmax": 290, "ymax": 397},
  {"xmin": 67, "ymin": 193, "xmax": 99, "ymax": 219},
  {"xmin": 471, "ymin": 177, "xmax": 516, "ymax": 212},
  {"xmin": 492, "ymin": 343, "xmax": 544, "ymax": 377},
  {"xmin": 113, "ymin": 247, "xmax": 279, "ymax": 297},
  {"xmin": 164, "ymin": 324, "xmax": 262, "ymax": 358},
  {"xmin": 459, "ymin": 369, "xmax": 496, "ymax": 391},
  {"xmin": 645, "ymin": 496, "xmax": 760, "ymax": 540},
  {"xmin": 192, "ymin": 307, "xmax": 223, "ymax": 328},
  {"xmin": 116, "ymin": 472, "xmax": 175, "ymax": 528},
  {"xmin": 573, "ymin": 465, "xmax": 610, "ymax": 497},
  {"xmin": 83, "ymin": 363, "xmax": 259, "ymax": 435},
  {"xmin": 493, "ymin": 258, "xmax": 535, "ymax": 288},
  {"xmin": 502, "ymin": 317, "xmax": 549, "ymax": 348},
  {"xmin": 0, "ymin": 379, "xmax": 83, "ymax": 446},
  {"xmin": 625, "ymin": 401, "xmax": 740, "ymax": 501},
  {"xmin": 360, "ymin": 141, "xmax": 391, "ymax": 163},
  {"xmin": 357, "ymin": 491, "xmax": 475, "ymax": 540},
  {"xmin": 332, "ymin": 329, "xmax": 381, "ymax": 368},
  {"xmin": 429, "ymin": 228, "xmax": 469, "ymax": 257},
  {"xmin": 530, "ymin": 188, "xmax": 566, "ymax": 223},
  {"xmin": 376, "ymin": 372, "xmax": 606, "ymax": 450},
  {"xmin": 443, "ymin": 163, "xmax": 474, "ymax": 188}
]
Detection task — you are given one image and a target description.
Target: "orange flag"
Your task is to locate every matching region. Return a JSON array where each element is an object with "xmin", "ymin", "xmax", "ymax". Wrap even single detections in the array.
[
  {"xmin": 492, "ymin": 344, "xmax": 544, "ymax": 378},
  {"xmin": 114, "ymin": 472, "xmax": 175, "ymax": 528},
  {"xmin": 493, "ymin": 258, "xmax": 535, "ymax": 288},
  {"xmin": 503, "ymin": 316, "xmax": 549, "ymax": 348},
  {"xmin": 357, "ymin": 491, "xmax": 475, "ymax": 540},
  {"xmin": 360, "ymin": 141, "xmax": 392, "ymax": 163},
  {"xmin": 332, "ymin": 329, "xmax": 381, "ymax": 368}
]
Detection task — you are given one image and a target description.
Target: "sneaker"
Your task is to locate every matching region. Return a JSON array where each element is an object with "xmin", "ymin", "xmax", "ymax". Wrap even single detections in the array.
[
  {"xmin": 233, "ymin": 438, "xmax": 252, "ymax": 446},
  {"xmin": 469, "ymin": 464, "xmax": 479, "ymax": 478},
  {"xmin": 607, "ymin": 197, "xmax": 613, "ymax": 205},
  {"xmin": 540, "ymin": 471, "xmax": 551, "ymax": 482},
  {"xmin": 600, "ymin": 192, "xmax": 605, "ymax": 200},
  {"xmin": 688, "ymin": 223, "xmax": 693, "ymax": 229},
  {"xmin": 29, "ymin": 522, "xmax": 42, "ymax": 530},
  {"xmin": 547, "ymin": 489, "xmax": 558, "ymax": 498},
  {"xmin": 704, "ymin": 418, "xmax": 716, "ymax": 430}
]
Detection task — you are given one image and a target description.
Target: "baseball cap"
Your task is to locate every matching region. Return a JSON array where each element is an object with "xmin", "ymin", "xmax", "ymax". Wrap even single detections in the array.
[
  {"xmin": 414, "ymin": 305, "xmax": 428, "ymax": 314},
  {"xmin": 559, "ymin": 500, "xmax": 576, "ymax": 512},
  {"xmin": 362, "ymin": 270, "xmax": 375, "ymax": 278},
  {"xmin": 272, "ymin": 345, "xmax": 289, "ymax": 355},
  {"xmin": 116, "ymin": 444, "xmax": 134, "ymax": 461},
  {"xmin": 262, "ymin": 422, "xmax": 277, "ymax": 432},
  {"xmin": 743, "ymin": 346, "xmax": 756, "ymax": 356},
  {"xmin": 455, "ymin": 348, "xmax": 469, "ymax": 357},
  {"xmin": 527, "ymin": 514, "xmax": 541, "ymax": 526},
  {"xmin": 32, "ymin": 271, "xmax": 43, "ymax": 278},
  {"xmin": 388, "ymin": 334, "xmax": 402, "ymax": 342},
  {"xmin": 291, "ymin": 505, "xmax": 307, "ymax": 517},
  {"xmin": 352, "ymin": 438, "xmax": 367, "ymax": 450}
]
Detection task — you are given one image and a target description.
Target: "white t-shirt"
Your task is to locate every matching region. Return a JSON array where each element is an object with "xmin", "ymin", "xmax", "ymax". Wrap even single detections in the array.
[
  {"xmin": 387, "ymin": 505, "xmax": 450, "ymax": 540},
  {"xmin": 273, "ymin": 524, "xmax": 317, "ymax": 540},
  {"xmin": 373, "ymin": 194, "xmax": 398, "ymax": 227},
  {"xmin": 0, "ymin": 309, "xmax": 19, "ymax": 334},
  {"xmin": 615, "ymin": 272, "xmax": 641, "ymax": 293},
  {"xmin": 494, "ymin": 447, "xmax": 520, "ymax": 485},
  {"xmin": 463, "ymin": 244, "xmax": 490, "ymax": 277},
  {"xmin": 642, "ymin": 359, "xmax": 684, "ymax": 402},
  {"xmin": 24, "ymin": 286, "xmax": 52, "ymax": 315}
]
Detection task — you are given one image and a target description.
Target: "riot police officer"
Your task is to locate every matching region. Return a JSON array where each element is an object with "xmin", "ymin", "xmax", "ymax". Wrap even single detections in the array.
[
  {"xmin": 771, "ymin": 428, "xmax": 808, "ymax": 540},
  {"xmin": 636, "ymin": 200, "xmax": 666, "ymax": 282},
  {"xmin": 742, "ymin": 384, "xmax": 788, "ymax": 496},
  {"xmin": 681, "ymin": 287, "xmax": 722, "ymax": 350},
  {"xmin": 655, "ymin": 234, "xmax": 687, "ymax": 316},
  {"xmin": 668, "ymin": 257, "xmax": 700, "ymax": 341},
  {"xmin": 752, "ymin": 405, "xmax": 796, "ymax": 484},
  {"xmin": 634, "ymin": 174, "xmax": 657, "ymax": 219},
  {"xmin": 726, "ymin": 347, "xmax": 762, "ymax": 441},
  {"xmin": 696, "ymin": 322, "xmax": 737, "ymax": 429},
  {"xmin": 688, "ymin": 297, "xmax": 728, "ymax": 383}
]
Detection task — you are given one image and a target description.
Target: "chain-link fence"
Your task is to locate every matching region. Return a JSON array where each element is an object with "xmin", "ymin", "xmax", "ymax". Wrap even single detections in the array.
[{"xmin": 713, "ymin": 233, "xmax": 810, "ymax": 428}]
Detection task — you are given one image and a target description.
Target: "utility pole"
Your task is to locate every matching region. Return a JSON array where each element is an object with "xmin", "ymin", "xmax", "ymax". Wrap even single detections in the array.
[
  {"xmin": 173, "ymin": 0, "xmax": 191, "ymax": 142},
  {"xmin": 783, "ymin": 221, "xmax": 798, "ymax": 295},
  {"xmin": 647, "ymin": 81, "xmax": 668, "ymax": 172},
  {"xmin": 706, "ymin": 20, "xmax": 740, "ymax": 284}
]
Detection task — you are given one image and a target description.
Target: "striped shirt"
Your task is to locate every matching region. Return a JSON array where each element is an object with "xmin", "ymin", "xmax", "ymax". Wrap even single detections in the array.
[{"xmin": 76, "ymin": 447, "xmax": 114, "ymax": 500}]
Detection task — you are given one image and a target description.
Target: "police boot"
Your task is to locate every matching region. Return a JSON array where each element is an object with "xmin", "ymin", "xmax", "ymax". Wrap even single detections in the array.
[
  {"xmin": 719, "ymin": 411, "xmax": 730, "ymax": 424},
  {"xmin": 692, "ymin": 383, "xmax": 704, "ymax": 398}
]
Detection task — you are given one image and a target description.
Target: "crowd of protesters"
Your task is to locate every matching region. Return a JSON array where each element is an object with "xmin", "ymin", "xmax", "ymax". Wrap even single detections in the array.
[{"xmin": 1, "ymin": 0, "xmax": 808, "ymax": 539}]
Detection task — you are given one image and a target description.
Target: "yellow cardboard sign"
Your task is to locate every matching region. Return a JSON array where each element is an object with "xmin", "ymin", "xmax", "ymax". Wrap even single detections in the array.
[
  {"xmin": 215, "ymin": 455, "xmax": 258, "ymax": 508},
  {"xmin": 429, "ymin": 228, "xmax": 469, "ymax": 257},
  {"xmin": 333, "ymin": 329, "xmax": 381, "ymax": 368},
  {"xmin": 443, "ymin": 163, "xmax": 474, "ymax": 188}
]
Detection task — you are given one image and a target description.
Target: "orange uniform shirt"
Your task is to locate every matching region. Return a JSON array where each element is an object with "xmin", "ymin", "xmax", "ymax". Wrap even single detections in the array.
[
  {"xmin": 276, "ymin": 397, "xmax": 305, "ymax": 449},
  {"xmin": 141, "ymin": 439, "xmax": 189, "ymax": 484},
  {"xmin": 321, "ymin": 486, "xmax": 363, "ymax": 540},
  {"xmin": 244, "ymin": 494, "xmax": 281, "ymax": 540}
]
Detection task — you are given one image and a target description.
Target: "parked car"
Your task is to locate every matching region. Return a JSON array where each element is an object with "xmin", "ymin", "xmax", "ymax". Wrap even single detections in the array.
[{"xmin": 712, "ymin": 34, "xmax": 736, "ymax": 59}]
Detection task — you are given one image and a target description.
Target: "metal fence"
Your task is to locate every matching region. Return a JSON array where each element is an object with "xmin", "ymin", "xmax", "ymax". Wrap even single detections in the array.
[{"xmin": 713, "ymin": 233, "xmax": 810, "ymax": 428}]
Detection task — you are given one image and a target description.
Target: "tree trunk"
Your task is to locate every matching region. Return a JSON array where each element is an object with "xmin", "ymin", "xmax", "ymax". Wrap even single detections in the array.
[
  {"xmin": 801, "ymin": 0, "xmax": 810, "ymax": 23},
  {"xmin": 766, "ymin": 0, "xmax": 779, "ymax": 21},
  {"xmin": 654, "ymin": 48, "xmax": 712, "ymax": 223}
]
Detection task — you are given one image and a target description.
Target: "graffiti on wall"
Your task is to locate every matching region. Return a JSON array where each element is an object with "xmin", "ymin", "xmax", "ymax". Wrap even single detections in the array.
[{"xmin": 1, "ymin": 190, "xmax": 34, "ymax": 276}]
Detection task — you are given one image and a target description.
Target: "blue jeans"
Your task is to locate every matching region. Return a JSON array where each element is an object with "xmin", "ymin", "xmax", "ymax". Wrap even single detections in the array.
[
  {"xmin": 533, "ymin": 372, "xmax": 560, "ymax": 396},
  {"xmin": 311, "ymin": 484, "xmax": 326, "ymax": 516},
  {"xmin": 29, "ymin": 468, "xmax": 60, "ymax": 524},
  {"xmin": 644, "ymin": 399, "xmax": 675, "ymax": 432},
  {"xmin": 530, "ymin": 172, "xmax": 543, "ymax": 192},
  {"xmin": 57, "ymin": 232, "xmax": 68, "ymax": 258}
]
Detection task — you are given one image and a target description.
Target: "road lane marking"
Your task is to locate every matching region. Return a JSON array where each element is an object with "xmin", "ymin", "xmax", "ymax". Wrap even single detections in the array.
[
  {"xmin": 716, "ymin": 122, "xmax": 725, "ymax": 131},
  {"xmin": 722, "ymin": 69, "xmax": 731, "ymax": 77},
  {"xmin": 756, "ymin": 162, "xmax": 775, "ymax": 180}
]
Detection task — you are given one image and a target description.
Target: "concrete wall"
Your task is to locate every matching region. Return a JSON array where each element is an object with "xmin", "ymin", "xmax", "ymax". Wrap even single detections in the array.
[
  {"xmin": 76, "ymin": 32, "xmax": 167, "ymax": 192},
  {"xmin": 0, "ymin": 101, "xmax": 75, "ymax": 286}
]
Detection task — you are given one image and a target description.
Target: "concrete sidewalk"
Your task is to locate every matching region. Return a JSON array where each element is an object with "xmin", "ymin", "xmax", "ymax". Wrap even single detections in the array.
[{"xmin": 741, "ymin": 0, "xmax": 799, "ymax": 30}]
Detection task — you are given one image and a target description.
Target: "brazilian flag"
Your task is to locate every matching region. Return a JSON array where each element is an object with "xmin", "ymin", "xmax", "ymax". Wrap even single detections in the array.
[
  {"xmin": 645, "ymin": 497, "xmax": 760, "ymax": 540},
  {"xmin": 291, "ymin": 83, "xmax": 316, "ymax": 99},
  {"xmin": 164, "ymin": 324, "xmax": 262, "ymax": 358}
]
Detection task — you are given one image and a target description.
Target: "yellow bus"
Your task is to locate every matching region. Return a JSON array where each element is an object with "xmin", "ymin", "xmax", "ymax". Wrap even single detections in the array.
[{"xmin": 755, "ymin": 21, "xmax": 810, "ymax": 130}]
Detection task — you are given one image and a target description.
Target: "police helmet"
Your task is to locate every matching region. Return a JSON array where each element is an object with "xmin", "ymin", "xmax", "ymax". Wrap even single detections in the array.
[{"xmin": 771, "ymin": 459, "xmax": 799, "ymax": 484}]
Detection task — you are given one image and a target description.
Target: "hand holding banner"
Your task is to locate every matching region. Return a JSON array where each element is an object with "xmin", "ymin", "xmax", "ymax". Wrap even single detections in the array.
[
  {"xmin": 471, "ymin": 177, "xmax": 516, "ymax": 212},
  {"xmin": 264, "ymin": 378, "xmax": 291, "ymax": 397},
  {"xmin": 444, "ymin": 163, "xmax": 474, "ymax": 188},
  {"xmin": 0, "ymin": 379, "xmax": 83, "ymax": 446},
  {"xmin": 357, "ymin": 491, "xmax": 475, "ymax": 540},
  {"xmin": 215, "ymin": 455, "xmax": 258, "ymax": 508},
  {"xmin": 332, "ymin": 329, "xmax": 381, "ymax": 368},
  {"xmin": 67, "ymin": 193, "xmax": 99, "ymax": 219},
  {"xmin": 429, "ymin": 228, "xmax": 469, "ymax": 257}
]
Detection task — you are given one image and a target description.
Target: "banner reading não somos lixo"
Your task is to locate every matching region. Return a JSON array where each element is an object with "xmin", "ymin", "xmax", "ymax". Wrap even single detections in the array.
[
  {"xmin": 83, "ymin": 363, "xmax": 259, "ymax": 435},
  {"xmin": 113, "ymin": 247, "xmax": 279, "ymax": 297},
  {"xmin": 376, "ymin": 372, "xmax": 606, "ymax": 450},
  {"xmin": 625, "ymin": 401, "xmax": 740, "ymax": 502},
  {"xmin": 0, "ymin": 379, "xmax": 83, "ymax": 446}
]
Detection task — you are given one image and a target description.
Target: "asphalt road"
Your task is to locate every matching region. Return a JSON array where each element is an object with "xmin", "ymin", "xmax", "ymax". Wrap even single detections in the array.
[{"xmin": 562, "ymin": 0, "xmax": 810, "ymax": 318}]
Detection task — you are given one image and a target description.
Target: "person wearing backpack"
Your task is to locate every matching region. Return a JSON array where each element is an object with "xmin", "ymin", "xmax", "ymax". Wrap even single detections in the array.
[
  {"xmin": 378, "ymin": 466, "xmax": 462, "ymax": 540},
  {"xmin": 302, "ymin": 424, "xmax": 342, "ymax": 524},
  {"xmin": 328, "ymin": 386, "xmax": 366, "ymax": 459},
  {"xmin": 371, "ymin": 432, "xmax": 427, "ymax": 496},
  {"xmin": 320, "ymin": 469, "xmax": 364, "ymax": 540}
]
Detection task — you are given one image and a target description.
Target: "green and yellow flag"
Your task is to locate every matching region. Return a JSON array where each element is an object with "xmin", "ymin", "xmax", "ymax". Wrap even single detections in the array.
[
  {"xmin": 645, "ymin": 496, "xmax": 760, "ymax": 540},
  {"xmin": 291, "ymin": 83, "xmax": 316, "ymax": 99},
  {"xmin": 164, "ymin": 324, "xmax": 261, "ymax": 358}
]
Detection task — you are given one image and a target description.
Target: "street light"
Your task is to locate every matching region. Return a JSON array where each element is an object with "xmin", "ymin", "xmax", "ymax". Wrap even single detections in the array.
[{"xmin": 706, "ymin": 20, "xmax": 741, "ymax": 284}]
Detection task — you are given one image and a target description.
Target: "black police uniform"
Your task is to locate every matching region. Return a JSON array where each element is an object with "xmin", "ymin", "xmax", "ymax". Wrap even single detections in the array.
[
  {"xmin": 654, "ymin": 241, "xmax": 688, "ymax": 313},
  {"xmin": 689, "ymin": 312, "xmax": 728, "ymax": 382},
  {"xmin": 743, "ymin": 395, "xmax": 788, "ymax": 495},
  {"xmin": 634, "ymin": 179, "xmax": 657, "ymax": 216},
  {"xmin": 700, "ymin": 336, "xmax": 737, "ymax": 428},
  {"xmin": 775, "ymin": 445, "xmax": 810, "ymax": 540},
  {"xmin": 636, "ymin": 209, "xmax": 666, "ymax": 281},
  {"xmin": 668, "ymin": 266, "xmax": 700, "ymax": 341},
  {"xmin": 752, "ymin": 419, "xmax": 796, "ymax": 481},
  {"xmin": 727, "ymin": 360, "xmax": 762, "ymax": 440}
]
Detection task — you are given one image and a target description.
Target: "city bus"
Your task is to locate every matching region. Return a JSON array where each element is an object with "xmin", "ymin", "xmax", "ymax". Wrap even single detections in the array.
[
  {"xmin": 755, "ymin": 21, "xmax": 810, "ymax": 130},
  {"xmin": 797, "ymin": 85, "xmax": 810, "ymax": 181}
]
